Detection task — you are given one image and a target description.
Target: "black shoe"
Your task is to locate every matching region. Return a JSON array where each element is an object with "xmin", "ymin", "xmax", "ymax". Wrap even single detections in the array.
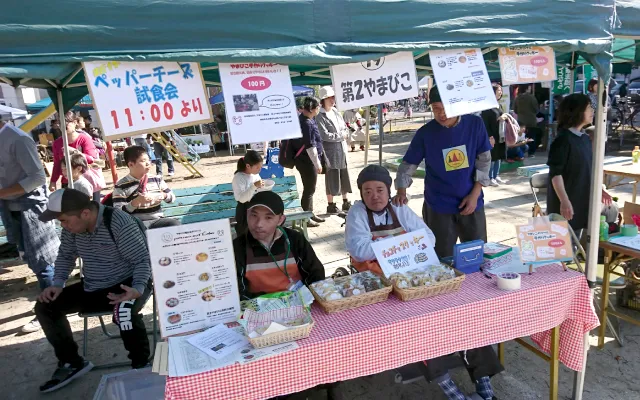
[
  {"xmin": 342, "ymin": 201, "xmax": 352, "ymax": 211},
  {"xmin": 327, "ymin": 203, "xmax": 340, "ymax": 214},
  {"xmin": 311, "ymin": 215, "xmax": 325, "ymax": 223},
  {"xmin": 307, "ymin": 220, "xmax": 320, "ymax": 227},
  {"xmin": 40, "ymin": 360, "xmax": 93, "ymax": 393}
]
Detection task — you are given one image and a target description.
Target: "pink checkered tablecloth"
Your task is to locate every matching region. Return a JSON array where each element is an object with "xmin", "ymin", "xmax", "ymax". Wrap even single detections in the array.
[{"xmin": 165, "ymin": 263, "xmax": 599, "ymax": 400}]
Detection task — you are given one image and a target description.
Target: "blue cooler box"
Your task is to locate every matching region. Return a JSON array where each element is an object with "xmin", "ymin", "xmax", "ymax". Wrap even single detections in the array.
[{"xmin": 452, "ymin": 240, "xmax": 485, "ymax": 274}]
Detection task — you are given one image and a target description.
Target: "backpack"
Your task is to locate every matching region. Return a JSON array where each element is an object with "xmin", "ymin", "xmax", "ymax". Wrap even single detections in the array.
[
  {"xmin": 102, "ymin": 206, "xmax": 148, "ymax": 249},
  {"xmin": 278, "ymin": 140, "xmax": 305, "ymax": 169},
  {"xmin": 502, "ymin": 113, "xmax": 520, "ymax": 147}
]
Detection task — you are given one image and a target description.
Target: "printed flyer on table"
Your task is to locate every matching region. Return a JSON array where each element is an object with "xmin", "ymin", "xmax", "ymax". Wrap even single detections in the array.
[{"xmin": 147, "ymin": 220, "xmax": 241, "ymax": 337}]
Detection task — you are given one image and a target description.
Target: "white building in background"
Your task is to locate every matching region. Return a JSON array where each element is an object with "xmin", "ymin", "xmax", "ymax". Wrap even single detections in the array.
[{"xmin": 0, "ymin": 83, "xmax": 48, "ymax": 109}]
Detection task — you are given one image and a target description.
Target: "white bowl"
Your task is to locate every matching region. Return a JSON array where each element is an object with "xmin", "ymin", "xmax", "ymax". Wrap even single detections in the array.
[{"xmin": 258, "ymin": 179, "xmax": 275, "ymax": 191}]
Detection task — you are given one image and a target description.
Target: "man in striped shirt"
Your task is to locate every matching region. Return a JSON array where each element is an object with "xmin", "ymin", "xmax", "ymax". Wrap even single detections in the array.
[
  {"xmin": 35, "ymin": 188, "xmax": 152, "ymax": 393},
  {"xmin": 113, "ymin": 145, "xmax": 175, "ymax": 227}
]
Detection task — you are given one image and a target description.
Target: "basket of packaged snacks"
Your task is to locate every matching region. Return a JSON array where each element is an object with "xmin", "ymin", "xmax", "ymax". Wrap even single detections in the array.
[
  {"xmin": 309, "ymin": 271, "xmax": 392, "ymax": 314},
  {"xmin": 388, "ymin": 263, "xmax": 465, "ymax": 302},
  {"xmin": 243, "ymin": 305, "xmax": 314, "ymax": 348}
]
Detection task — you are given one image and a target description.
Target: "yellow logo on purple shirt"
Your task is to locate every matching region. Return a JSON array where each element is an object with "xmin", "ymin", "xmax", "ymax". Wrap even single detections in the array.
[{"xmin": 442, "ymin": 145, "xmax": 469, "ymax": 171}]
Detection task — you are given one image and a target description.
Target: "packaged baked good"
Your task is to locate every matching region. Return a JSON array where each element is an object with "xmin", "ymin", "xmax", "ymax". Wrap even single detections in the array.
[
  {"xmin": 323, "ymin": 290, "xmax": 344, "ymax": 301},
  {"xmin": 389, "ymin": 272, "xmax": 411, "ymax": 289}
]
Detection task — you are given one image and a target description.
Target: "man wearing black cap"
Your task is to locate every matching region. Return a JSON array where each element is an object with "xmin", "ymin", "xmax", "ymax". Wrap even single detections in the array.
[
  {"xmin": 345, "ymin": 165, "xmax": 435, "ymax": 275},
  {"xmin": 233, "ymin": 190, "xmax": 325, "ymax": 299},
  {"xmin": 393, "ymin": 85, "xmax": 492, "ymax": 258},
  {"xmin": 34, "ymin": 188, "xmax": 152, "ymax": 393}
]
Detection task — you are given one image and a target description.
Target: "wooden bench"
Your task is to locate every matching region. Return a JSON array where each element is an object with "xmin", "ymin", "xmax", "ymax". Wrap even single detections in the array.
[{"xmin": 162, "ymin": 175, "xmax": 313, "ymax": 238}]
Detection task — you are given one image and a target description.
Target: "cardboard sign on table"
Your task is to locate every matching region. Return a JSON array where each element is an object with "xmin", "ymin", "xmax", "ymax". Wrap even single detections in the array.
[
  {"xmin": 371, "ymin": 229, "xmax": 440, "ymax": 277},
  {"xmin": 146, "ymin": 219, "xmax": 241, "ymax": 338},
  {"xmin": 82, "ymin": 61, "xmax": 212, "ymax": 140},
  {"xmin": 218, "ymin": 63, "xmax": 301, "ymax": 145},
  {"xmin": 330, "ymin": 51, "xmax": 419, "ymax": 110},
  {"xmin": 515, "ymin": 217, "xmax": 573, "ymax": 271},
  {"xmin": 428, "ymin": 48, "xmax": 498, "ymax": 118},
  {"xmin": 497, "ymin": 46, "xmax": 557, "ymax": 85}
]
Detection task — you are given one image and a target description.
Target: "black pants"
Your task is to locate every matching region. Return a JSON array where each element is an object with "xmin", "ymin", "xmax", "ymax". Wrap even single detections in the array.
[
  {"xmin": 294, "ymin": 158, "xmax": 317, "ymax": 213},
  {"xmin": 235, "ymin": 201, "xmax": 249, "ymax": 237},
  {"xmin": 525, "ymin": 126, "xmax": 543, "ymax": 155},
  {"xmin": 422, "ymin": 202, "xmax": 487, "ymax": 258},
  {"xmin": 35, "ymin": 277, "xmax": 152, "ymax": 367}
]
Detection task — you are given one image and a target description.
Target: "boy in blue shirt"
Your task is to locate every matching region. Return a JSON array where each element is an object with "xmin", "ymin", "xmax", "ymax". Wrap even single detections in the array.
[
  {"xmin": 392, "ymin": 86, "xmax": 502, "ymax": 400},
  {"xmin": 393, "ymin": 85, "xmax": 492, "ymax": 259}
]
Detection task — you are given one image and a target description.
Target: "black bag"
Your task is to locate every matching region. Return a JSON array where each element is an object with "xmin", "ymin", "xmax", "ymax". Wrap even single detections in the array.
[{"xmin": 278, "ymin": 140, "xmax": 305, "ymax": 169}]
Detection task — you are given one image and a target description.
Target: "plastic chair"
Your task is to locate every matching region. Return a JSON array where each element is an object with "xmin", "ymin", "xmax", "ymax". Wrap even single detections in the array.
[{"xmin": 80, "ymin": 285, "xmax": 158, "ymax": 370}]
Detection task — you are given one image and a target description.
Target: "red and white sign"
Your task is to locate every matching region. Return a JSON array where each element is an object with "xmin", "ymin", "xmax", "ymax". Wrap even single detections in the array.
[
  {"xmin": 219, "ymin": 63, "xmax": 301, "ymax": 145},
  {"xmin": 83, "ymin": 61, "xmax": 212, "ymax": 140}
]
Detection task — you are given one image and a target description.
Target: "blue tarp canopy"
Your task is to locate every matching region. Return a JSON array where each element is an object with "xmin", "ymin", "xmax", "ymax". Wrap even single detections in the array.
[
  {"xmin": 209, "ymin": 86, "xmax": 314, "ymax": 105},
  {"xmin": 615, "ymin": 0, "xmax": 640, "ymax": 39},
  {"xmin": 0, "ymin": 0, "xmax": 617, "ymax": 109}
]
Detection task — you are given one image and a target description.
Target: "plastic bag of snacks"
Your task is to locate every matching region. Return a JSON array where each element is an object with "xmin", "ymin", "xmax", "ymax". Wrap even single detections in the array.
[
  {"xmin": 310, "ymin": 271, "xmax": 386, "ymax": 302},
  {"xmin": 388, "ymin": 264, "xmax": 455, "ymax": 288}
]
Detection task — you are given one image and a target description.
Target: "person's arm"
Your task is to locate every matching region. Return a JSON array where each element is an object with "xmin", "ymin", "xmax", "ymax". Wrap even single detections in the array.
[
  {"xmin": 233, "ymin": 237, "xmax": 255, "ymax": 300},
  {"xmin": 0, "ymin": 137, "xmax": 46, "ymax": 199},
  {"xmin": 112, "ymin": 183, "xmax": 136, "ymax": 213},
  {"xmin": 113, "ymin": 216, "xmax": 151, "ymax": 295},
  {"xmin": 301, "ymin": 120, "xmax": 322, "ymax": 170},
  {"xmin": 78, "ymin": 134, "xmax": 97, "ymax": 164},
  {"xmin": 395, "ymin": 204, "xmax": 436, "ymax": 247},
  {"xmin": 344, "ymin": 204, "xmax": 377, "ymax": 262},
  {"xmin": 232, "ymin": 174, "xmax": 258, "ymax": 203},
  {"xmin": 159, "ymin": 179, "xmax": 176, "ymax": 203},
  {"xmin": 50, "ymin": 140, "xmax": 62, "ymax": 185},
  {"xmin": 547, "ymin": 135, "xmax": 572, "ymax": 219},
  {"xmin": 315, "ymin": 114, "xmax": 342, "ymax": 142},
  {"xmin": 292, "ymin": 230, "xmax": 326, "ymax": 285},
  {"xmin": 52, "ymin": 230, "xmax": 78, "ymax": 288},
  {"xmin": 474, "ymin": 118, "xmax": 492, "ymax": 187}
]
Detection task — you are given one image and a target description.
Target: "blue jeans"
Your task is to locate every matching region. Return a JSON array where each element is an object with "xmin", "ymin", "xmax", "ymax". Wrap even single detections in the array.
[
  {"xmin": 9, "ymin": 211, "xmax": 55, "ymax": 290},
  {"xmin": 507, "ymin": 144, "xmax": 528, "ymax": 159},
  {"xmin": 489, "ymin": 160, "xmax": 501, "ymax": 180},
  {"xmin": 153, "ymin": 142, "xmax": 174, "ymax": 174}
]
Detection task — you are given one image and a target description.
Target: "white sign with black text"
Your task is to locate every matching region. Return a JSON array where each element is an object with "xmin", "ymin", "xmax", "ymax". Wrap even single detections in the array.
[
  {"xmin": 429, "ymin": 48, "xmax": 498, "ymax": 118},
  {"xmin": 331, "ymin": 51, "xmax": 419, "ymax": 110},
  {"xmin": 219, "ymin": 63, "xmax": 301, "ymax": 145}
]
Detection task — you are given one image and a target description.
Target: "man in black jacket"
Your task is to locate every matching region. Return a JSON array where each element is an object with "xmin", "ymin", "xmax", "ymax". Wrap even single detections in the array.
[{"xmin": 233, "ymin": 191, "xmax": 325, "ymax": 299}]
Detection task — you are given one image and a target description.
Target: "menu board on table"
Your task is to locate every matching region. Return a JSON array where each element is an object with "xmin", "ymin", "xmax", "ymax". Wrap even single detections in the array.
[
  {"xmin": 330, "ymin": 51, "xmax": 419, "ymax": 110},
  {"xmin": 371, "ymin": 229, "xmax": 439, "ymax": 277},
  {"xmin": 429, "ymin": 48, "xmax": 498, "ymax": 118},
  {"xmin": 515, "ymin": 217, "xmax": 573, "ymax": 265},
  {"xmin": 498, "ymin": 46, "xmax": 557, "ymax": 85},
  {"xmin": 147, "ymin": 220, "xmax": 241, "ymax": 338},
  {"xmin": 219, "ymin": 63, "xmax": 301, "ymax": 145},
  {"xmin": 82, "ymin": 61, "xmax": 212, "ymax": 140}
]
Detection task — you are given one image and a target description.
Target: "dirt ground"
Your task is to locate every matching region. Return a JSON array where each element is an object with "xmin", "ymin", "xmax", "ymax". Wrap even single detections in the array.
[{"xmin": 1, "ymin": 117, "xmax": 640, "ymax": 400}]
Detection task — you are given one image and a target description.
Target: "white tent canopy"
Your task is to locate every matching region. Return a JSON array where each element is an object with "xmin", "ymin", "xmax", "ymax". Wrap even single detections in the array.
[{"xmin": 0, "ymin": 104, "xmax": 28, "ymax": 120}]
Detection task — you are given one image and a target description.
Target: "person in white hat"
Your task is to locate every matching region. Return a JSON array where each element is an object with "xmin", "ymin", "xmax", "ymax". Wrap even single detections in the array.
[{"xmin": 315, "ymin": 85, "xmax": 353, "ymax": 214}]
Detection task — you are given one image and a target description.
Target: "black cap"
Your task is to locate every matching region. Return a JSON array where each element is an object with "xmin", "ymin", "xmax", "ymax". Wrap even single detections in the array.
[
  {"xmin": 247, "ymin": 191, "xmax": 284, "ymax": 215},
  {"xmin": 428, "ymin": 85, "xmax": 442, "ymax": 105},
  {"xmin": 39, "ymin": 188, "xmax": 92, "ymax": 222},
  {"xmin": 357, "ymin": 164, "xmax": 392, "ymax": 189}
]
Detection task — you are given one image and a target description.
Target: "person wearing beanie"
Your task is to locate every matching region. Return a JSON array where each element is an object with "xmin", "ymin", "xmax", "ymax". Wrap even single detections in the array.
[
  {"xmin": 345, "ymin": 165, "xmax": 435, "ymax": 275},
  {"xmin": 393, "ymin": 85, "xmax": 492, "ymax": 259}
]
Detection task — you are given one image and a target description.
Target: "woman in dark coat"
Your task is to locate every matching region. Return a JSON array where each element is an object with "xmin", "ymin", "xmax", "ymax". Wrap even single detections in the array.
[
  {"xmin": 547, "ymin": 93, "xmax": 612, "ymax": 235},
  {"xmin": 481, "ymin": 83, "xmax": 507, "ymax": 186}
]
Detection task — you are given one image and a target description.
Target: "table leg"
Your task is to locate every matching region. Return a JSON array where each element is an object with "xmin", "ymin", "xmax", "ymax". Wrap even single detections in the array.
[
  {"xmin": 550, "ymin": 326, "xmax": 560, "ymax": 400},
  {"xmin": 598, "ymin": 249, "xmax": 613, "ymax": 349},
  {"xmin": 497, "ymin": 342, "xmax": 505, "ymax": 366}
]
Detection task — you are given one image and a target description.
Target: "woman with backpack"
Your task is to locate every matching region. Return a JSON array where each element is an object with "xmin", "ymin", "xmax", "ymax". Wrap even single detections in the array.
[
  {"xmin": 481, "ymin": 83, "xmax": 507, "ymax": 186},
  {"xmin": 293, "ymin": 96, "xmax": 325, "ymax": 227}
]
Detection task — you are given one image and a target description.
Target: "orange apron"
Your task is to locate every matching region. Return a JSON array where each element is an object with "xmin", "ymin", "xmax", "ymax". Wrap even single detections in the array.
[
  {"xmin": 245, "ymin": 239, "xmax": 302, "ymax": 294},
  {"xmin": 351, "ymin": 204, "xmax": 406, "ymax": 276}
]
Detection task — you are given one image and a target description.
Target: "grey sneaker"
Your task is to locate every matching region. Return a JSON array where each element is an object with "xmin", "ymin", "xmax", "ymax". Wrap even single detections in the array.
[
  {"xmin": 342, "ymin": 200, "xmax": 352, "ymax": 211},
  {"xmin": 21, "ymin": 317, "xmax": 41, "ymax": 333},
  {"xmin": 327, "ymin": 203, "xmax": 340, "ymax": 214},
  {"xmin": 40, "ymin": 360, "xmax": 94, "ymax": 393}
]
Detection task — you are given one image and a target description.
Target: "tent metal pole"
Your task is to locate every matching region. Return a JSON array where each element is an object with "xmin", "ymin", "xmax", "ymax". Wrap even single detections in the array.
[
  {"xmin": 364, "ymin": 107, "xmax": 370, "ymax": 166},
  {"xmin": 377, "ymin": 104, "xmax": 383, "ymax": 165},
  {"xmin": 572, "ymin": 74, "xmax": 608, "ymax": 400},
  {"xmin": 56, "ymin": 89, "xmax": 75, "ymax": 190},
  {"xmin": 61, "ymin": 67, "xmax": 83, "ymax": 88}
]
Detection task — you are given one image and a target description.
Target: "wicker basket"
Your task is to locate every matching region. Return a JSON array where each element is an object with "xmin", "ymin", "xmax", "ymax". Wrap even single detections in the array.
[
  {"xmin": 248, "ymin": 317, "xmax": 315, "ymax": 348},
  {"xmin": 310, "ymin": 279, "xmax": 393, "ymax": 314},
  {"xmin": 391, "ymin": 268, "xmax": 465, "ymax": 302}
]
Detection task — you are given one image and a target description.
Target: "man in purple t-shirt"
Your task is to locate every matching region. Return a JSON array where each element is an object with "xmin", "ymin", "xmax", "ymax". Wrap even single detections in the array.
[
  {"xmin": 392, "ymin": 87, "xmax": 501, "ymax": 400},
  {"xmin": 393, "ymin": 85, "xmax": 492, "ymax": 258}
]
